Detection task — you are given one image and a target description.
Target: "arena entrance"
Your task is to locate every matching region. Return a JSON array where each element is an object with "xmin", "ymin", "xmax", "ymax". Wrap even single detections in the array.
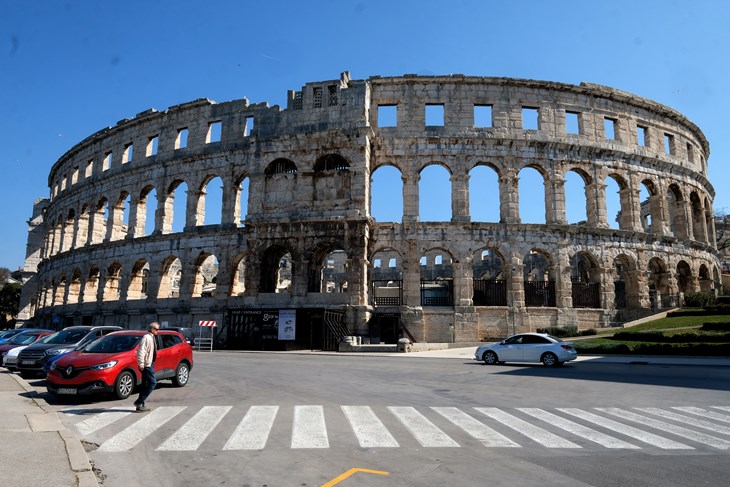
[{"xmin": 223, "ymin": 308, "xmax": 349, "ymax": 351}]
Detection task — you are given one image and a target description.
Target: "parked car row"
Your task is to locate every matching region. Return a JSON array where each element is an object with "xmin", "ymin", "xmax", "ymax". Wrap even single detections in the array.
[{"xmin": 2, "ymin": 326, "xmax": 194, "ymax": 401}]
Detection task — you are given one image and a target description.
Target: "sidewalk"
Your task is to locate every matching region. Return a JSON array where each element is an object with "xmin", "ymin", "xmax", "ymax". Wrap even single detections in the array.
[{"xmin": 0, "ymin": 370, "xmax": 97, "ymax": 487}]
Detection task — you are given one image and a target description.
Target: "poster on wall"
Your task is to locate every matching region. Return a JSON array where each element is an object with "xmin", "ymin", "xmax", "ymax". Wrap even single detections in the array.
[{"xmin": 278, "ymin": 309, "xmax": 296, "ymax": 340}]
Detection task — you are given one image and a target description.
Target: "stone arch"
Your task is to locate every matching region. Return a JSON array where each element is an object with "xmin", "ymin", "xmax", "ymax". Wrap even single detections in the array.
[
  {"xmin": 605, "ymin": 173, "xmax": 628, "ymax": 230},
  {"xmin": 198, "ymin": 174, "xmax": 224, "ymax": 226},
  {"xmin": 612, "ymin": 253, "xmax": 636, "ymax": 309},
  {"xmin": 640, "ymin": 178, "xmax": 663, "ymax": 233},
  {"xmin": 370, "ymin": 247, "xmax": 403, "ymax": 306},
  {"xmin": 67, "ymin": 268, "xmax": 82, "ymax": 305},
  {"xmin": 192, "ymin": 252, "xmax": 219, "ymax": 297},
  {"xmin": 570, "ymin": 251, "xmax": 601, "ymax": 308},
  {"xmin": 158, "ymin": 256, "xmax": 182, "ymax": 298},
  {"xmin": 313, "ymin": 153, "xmax": 351, "ymax": 204},
  {"xmin": 690, "ymin": 191, "xmax": 707, "ymax": 242},
  {"xmin": 666, "ymin": 184, "xmax": 688, "ymax": 238},
  {"xmin": 648, "ymin": 256, "xmax": 674, "ymax": 308},
  {"xmin": 565, "ymin": 167, "xmax": 591, "ymax": 224},
  {"xmin": 128, "ymin": 259, "xmax": 150, "ymax": 300},
  {"xmin": 61, "ymin": 208, "xmax": 76, "ymax": 252},
  {"xmin": 469, "ymin": 163, "xmax": 500, "ymax": 223},
  {"xmin": 109, "ymin": 191, "xmax": 130, "ymax": 241},
  {"xmin": 102, "ymin": 262, "xmax": 122, "ymax": 301},
  {"xmin": 705, "ymin": 196, "xmax": 715, "ymax": 246},
  {"xmin": 260, "ymin": 245, "xmax": 293, "ymax": 293},
  {"xmin": 229, "ymin": 252, "xmax": 246, "ymax": 296},
  {"xmin": 523, "ymin": 249, "xmax": 555, "ymax": 307},
  {"xmin": 314, "ymin": 248, "xmax": 348, "ymax": 293},
  {"xmin": 264, "ymin": 158, "xmax": 298, "ymax": 210},
  {"xmin": 419, "ymin": 163, "xmax": 452, "ymax": 222},
  {"xmin": 90, "ymin": 197, "xmax": 108, "ymax": 245},
  {"xmin": 54, "ymin": 274, "xmax": 67, "ymax": 306},
  {"xmin": 76, "ymin": 203, "xmax": 90, "ymax": 247},
  {"xmin": 518, "ymin": 165, "xmax": 547, "ymax": 224},
  {"xmin": 83, "ymin": 265, "xmax": 100, "ymax": 304},
  {"xmin": 371, "ymin": 164, "xmax": 403, "ymax": 223},
  {"xmin": 698, "ymin": 263, "xmax": 712, "ymax": 292},
  {"xmin": 472, "ymin": 247, "xmax": 507, "ymax": 306},
  {"xmin": 420, "ymin": 247, "xmax": 454, "ymax": 306},
  {"xmin": 676, "ymin": 260, "xmax": 693, "ymax": 294},
  {"xmin": 164, "ymin": 179, "xmax": 188, "ymax": 233},
  {"xmin": 137, "ymin": 184, "xmax": 158, "ymax": 236},
  {"xmin": 234, "ymin": 173, "xmax": 250, "ymax": 227}
]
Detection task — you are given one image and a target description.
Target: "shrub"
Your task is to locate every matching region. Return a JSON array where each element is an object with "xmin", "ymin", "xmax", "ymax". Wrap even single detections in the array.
[
  {"xmin": 683, "ymin": 292, "xmax": 717, "ymax": 308},
  {"xmin": 536, "ymin": 324, "xmax": 578, "ymax": 338},
  {"xmin": 701, "ymin": 322, "xmax": 730, "ymax": 332},
  {"xmin": 579, "ymin": 328, "xmax": 598, "ymax": 336},
  {"xmin": 574, "ymin": 342, "xmax": 631, "ymax": 354}
]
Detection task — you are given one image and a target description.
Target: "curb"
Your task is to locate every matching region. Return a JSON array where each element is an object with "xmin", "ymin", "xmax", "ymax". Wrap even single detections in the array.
[{"xmin": 8, "ymin": 373, "xmax": 99, "ymax": 487}]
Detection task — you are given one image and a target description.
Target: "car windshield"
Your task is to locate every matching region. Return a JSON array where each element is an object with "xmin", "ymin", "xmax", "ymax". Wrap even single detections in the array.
[
  {"xmin": 9, "ymin": 333, "xmax": 41, "ymax": 345},
  {"xmin": 84, "ymin": 335, "xmax": 142, "ymax": 353},
  {"xmin": 43, "ymin": 329, "xmax": 88, "ymax": 345}
]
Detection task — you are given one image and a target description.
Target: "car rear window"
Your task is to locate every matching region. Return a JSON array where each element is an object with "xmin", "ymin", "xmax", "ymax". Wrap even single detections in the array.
[
  {"xmin": 44, "ymin": 329, "xmax": 89, "ymax": 345},
  {"xmin": 85, "ymin": 335, "xmax": 142, "ymax": 353},
  {"xmin": 547, "ymin": 335, "xmax": 563, "ymax": 342}
]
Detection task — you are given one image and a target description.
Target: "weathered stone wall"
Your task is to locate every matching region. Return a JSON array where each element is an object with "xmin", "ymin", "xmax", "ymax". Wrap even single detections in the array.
[{"xmin": 20, "ymin": 73, "xmax": 721, "ymax": 343}]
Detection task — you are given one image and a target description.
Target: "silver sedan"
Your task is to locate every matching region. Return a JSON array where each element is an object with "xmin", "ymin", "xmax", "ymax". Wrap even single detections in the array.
[{"xmin": 475, "ymin": 333, "xmax": 578, "ymax": 366}]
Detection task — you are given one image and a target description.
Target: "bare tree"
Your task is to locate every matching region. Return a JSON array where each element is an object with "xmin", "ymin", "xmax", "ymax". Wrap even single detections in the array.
[
  {"xmin": 0, "ymin": 267, "xmax": 10, "ymax": 283},
  {"xmin": 715, "ymin": 210, "xmax": 730, "ymax": 254}
]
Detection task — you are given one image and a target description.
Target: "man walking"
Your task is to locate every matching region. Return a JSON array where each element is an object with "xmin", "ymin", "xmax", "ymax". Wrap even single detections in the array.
[{"xmin": 134, "ymin": 322, "xmax": 160, "ymax": 412}]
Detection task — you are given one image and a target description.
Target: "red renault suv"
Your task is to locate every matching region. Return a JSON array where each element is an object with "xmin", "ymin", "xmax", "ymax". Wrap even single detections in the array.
[{"xmin": 46, "ymin": 329, "xmax": 193, "ymax": 400}]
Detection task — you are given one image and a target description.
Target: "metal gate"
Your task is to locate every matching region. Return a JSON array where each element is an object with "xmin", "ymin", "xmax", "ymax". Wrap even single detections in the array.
[
  {"xmin": 322, "ymin": 309, "xmax": 349, "ymax": 351},
  {"xmin": 473, "ymin": 279, "xmax": 507, "ymax": 306},
  {"xmin": 571, "ymin": 281, "xmax": 601, "ymax": 308}
]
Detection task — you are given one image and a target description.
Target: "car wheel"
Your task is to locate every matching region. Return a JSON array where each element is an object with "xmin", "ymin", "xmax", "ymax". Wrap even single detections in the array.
[
  {"xmin": 482, "ymin": 351, "xmax": 499, "ymax": 365},
  {"xmin": 541, "ymin": 352, "xmax": 559, "ymax": 367},
  {"xmin": 173, "ymin": 362, "xmax": 189, "ymax": 387},
  {"xmin": 114, "ymin": 370, "xmax": 135, "ymax": 400}
]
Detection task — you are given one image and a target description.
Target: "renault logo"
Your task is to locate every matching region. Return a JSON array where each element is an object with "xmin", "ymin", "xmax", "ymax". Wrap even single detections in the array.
[{"xmin": 65, "ymin": 365, "xmax": 73, "ymax": 376}]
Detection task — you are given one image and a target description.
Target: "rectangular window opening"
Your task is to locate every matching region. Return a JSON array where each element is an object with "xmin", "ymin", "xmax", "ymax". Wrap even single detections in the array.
[
  {"xmin": 244, "ymin": 116, "xmax": 254, "ymax": 137},
  {"xmin": 377, "ymin": 105, "xmax": 398, "ymax": 128},
  {"xmin": 388, "ymin": 258, "xmax": 397, "ymax": 268},
  {"xmin": 175, "ymin": 128, "xmax": 188, "ymax": 149},
  {"xmin": 474, "ymin": 105, "xmax": 493, "ymax": 128},
  {"xmin": 425, "ymin": 104, "xmax": 445, "ymax": 126},
  {"xmin": 72, "ymin": 167, "xmax": 79, "ymax": 185},
  {"xmin": 328, "ymin": 85, "xmax": 338, "ymax": 106},
  {"xmin": 522, "ymin": 107, "xmax": 539, "ymax": 130},
  {"xmin": 61, "ymin": 175, "xmax": 67, "ymax": 191},
  {"xmin": 664, "ymin": 134, "xmax": 674, "ymax": 155},
  {"xmin": 604, "ymin": 118, "xmax": 616, "ymax": 140},
  {"xmin": 565, "ymin": 111, "xmax": 580, "ymax": 135},
  {"xmin": 374, "ymin": 259, "xmax": 382, "ymax": 268},
  {"xmin": 103, "ymin": 152, "xmax": 112, "ymax": 171},
  {"xmin": 686, "ymin": 143, "xmax": 694, "ymax": 163},
  {"xmin": 207, "ymin": 121, "xmax": 222, "ymax": 144},
  {"xmin": 313, "ymin": 87, "xmax": 323, "ymax": 108},
  {"xmin": 420, "ymin": 256, "xmax": 427, "ymax": 266},
  {"xmin": 293, "ymin": 91, "xmax": 303, "ymax": 110},
  {"xmin": 637, "ymin": 125, "xmax": 647, "ymax": 147},
  {"xmin": 146, "ymin": 135, "xmax": 159, "ymax": 156},
  {"xmin": 85, "ymin": 159, "xmax": 93, "ymax": 178},
  {"xmin": 435, "ymin": 255, "xmax": 443, "ymax": 265},
  {"xmin": 122, "ymin": 143, "xmax": 133, "ymax": 163}
]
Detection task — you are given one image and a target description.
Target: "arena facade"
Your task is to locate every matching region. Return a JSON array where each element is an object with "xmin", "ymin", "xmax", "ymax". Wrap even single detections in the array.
[{"xmin": 17, "ymin": 72, "xmax": 721, "ymax": 350}]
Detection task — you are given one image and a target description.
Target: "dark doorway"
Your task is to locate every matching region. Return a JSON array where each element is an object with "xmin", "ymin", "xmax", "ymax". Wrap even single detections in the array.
[{"xmin": 371, "ymin": 313, "xmax": 401, "ymax": 344}]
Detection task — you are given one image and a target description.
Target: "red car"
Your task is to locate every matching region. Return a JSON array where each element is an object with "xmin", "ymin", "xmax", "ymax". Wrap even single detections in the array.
[
  {"xmin": 0, "ymin": 330, "xmax": 53, "ymax": 359},
  {"xmin": 46, "ymin": 330, "xmax": 193, "ymax": 400}
]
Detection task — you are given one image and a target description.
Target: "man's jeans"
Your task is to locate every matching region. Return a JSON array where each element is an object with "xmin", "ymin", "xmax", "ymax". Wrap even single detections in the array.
[{"xmin": 136, "ymin": 365, "xmax": 157, "ymax": 405}]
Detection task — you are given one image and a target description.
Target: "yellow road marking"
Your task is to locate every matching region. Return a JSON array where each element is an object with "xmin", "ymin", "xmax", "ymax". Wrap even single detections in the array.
[{"xmin": 321, "ymin": 467, "xmax": 390, "ymax": 487}]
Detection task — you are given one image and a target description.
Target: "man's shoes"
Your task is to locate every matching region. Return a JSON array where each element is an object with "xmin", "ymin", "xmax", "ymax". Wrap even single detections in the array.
[{"xmin": 135, "ymin": 405, "xmax": 150, "ymax": 413}]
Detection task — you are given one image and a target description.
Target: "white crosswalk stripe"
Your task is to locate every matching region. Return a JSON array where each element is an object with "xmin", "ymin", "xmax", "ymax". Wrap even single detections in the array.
[
  {"xmin": 64, "ymin": 404, "xmax": 730, "ymax": 453},
  {"xmin": 223, "ymin": 406, "xmax": 278, "ymax": 450},
  {"xmin": 388, "ymin": 406, "xmax": 459, "ymax": 447},
  {"xmin": 74, "ymin": 407, "xmax": 133, "ymax": 437},
  {"xmin": 475, "ymin": 407, "xmax": 581, "ymax": 448},
  {"xmin": 157, "ymin": 406, "xmax": 232, "ymax": 451},
  {"xmin": 637, "ymin": 407, "xmax": 730, "ymax": 436},
  {"xmin": 517, "ymin": 408, "xmax": 639, "ymax": 449},
  {"xmin": 292, "ymin": 405, "xmax": 328, "ymax": 448},
  {"xmin": 598, "ymin": 408, "xmax": 730, "ymax": 450},
  {"xmin": 97, "ymin": 406, "xmax": 186, "ymax": 452},
  {"xmin": 558, "ymin": 408, "xmax": 693, "ymax": 449},
  {"xmin": 431, "ymin": 407, "xmax": 518, "ymax": 448},
  {"xmin": 673, "ymin": 406, "xmax": 730, "ymax": 424},
  {"xmin": 342, "ymin": 406, "xmax": 399, "ymax": 448}
]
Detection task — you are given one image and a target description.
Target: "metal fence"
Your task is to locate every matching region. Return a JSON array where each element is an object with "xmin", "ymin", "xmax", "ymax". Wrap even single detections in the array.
[
  {"xmin": 524, "ymin": 280, "xmax": 556, "ymax": 307},
  {"xmin": 571, "ymin": 281, "xmax": 601, "ymax": 308},
  {"xmin": 473, "ymin": 279, "xmax": 507, "ymax": 306},
  {"xmin": 371, "ymin": 280, "xmax": 403, "ymax": 307},
  {"xmin": 421, "ymin": 280, "xmax": 453, "ymax": 307}
]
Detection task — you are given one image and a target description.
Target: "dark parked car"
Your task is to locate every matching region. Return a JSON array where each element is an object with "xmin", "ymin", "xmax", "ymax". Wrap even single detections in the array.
[
  {"xmin": 17, "ymin": 326, "xmax": 121, "ymax": 378},
  {"xmin": 47, "ymin": 329, "xmax": 193, "ymax": 400},
  {"xmin": 163, "ymin": 327, "xmax": 195, "ymax": 347}
]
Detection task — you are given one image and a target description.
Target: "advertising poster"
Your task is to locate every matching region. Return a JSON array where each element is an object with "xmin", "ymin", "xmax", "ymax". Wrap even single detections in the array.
[{"xmin": 278, "ymin": 309, "xmax": 296, "ymax": 340}]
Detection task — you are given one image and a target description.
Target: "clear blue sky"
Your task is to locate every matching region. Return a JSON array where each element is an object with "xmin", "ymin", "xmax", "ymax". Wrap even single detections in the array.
[{"xmin": 1, "ymin": 0, "xmax": 729, "ymax": 270}]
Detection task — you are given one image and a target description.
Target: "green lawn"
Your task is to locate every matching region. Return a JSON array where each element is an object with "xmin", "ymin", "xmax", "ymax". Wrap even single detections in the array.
[{"xmin": 574, "ymin": 310, "xmax": 730, "ymax": 356}]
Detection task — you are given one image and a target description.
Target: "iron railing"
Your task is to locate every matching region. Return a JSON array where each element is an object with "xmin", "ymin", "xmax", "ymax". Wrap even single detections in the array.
[{"xmin": 473, "ymin": 279, "xmax": 507, "ymax": 306}]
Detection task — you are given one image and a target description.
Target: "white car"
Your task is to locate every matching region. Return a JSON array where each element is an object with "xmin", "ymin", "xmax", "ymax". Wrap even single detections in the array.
[
  {"xmin": 475, "ymin": 333, "xmax": 577, "ymax": 366},
  {"xmin": 2, "ymin": 345, "xmax": 29, "ymax": 370}
]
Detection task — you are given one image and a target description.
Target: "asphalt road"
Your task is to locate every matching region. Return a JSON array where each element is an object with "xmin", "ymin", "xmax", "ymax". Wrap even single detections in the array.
[{"xmin": 35, "ymin": 352, "xmax": 730, "ymax": 487}]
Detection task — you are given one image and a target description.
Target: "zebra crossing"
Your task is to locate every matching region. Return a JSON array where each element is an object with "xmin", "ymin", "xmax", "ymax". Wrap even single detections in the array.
[{"xmin": 62, "ymin": 404, "xmax": 730, "ymax": 454}]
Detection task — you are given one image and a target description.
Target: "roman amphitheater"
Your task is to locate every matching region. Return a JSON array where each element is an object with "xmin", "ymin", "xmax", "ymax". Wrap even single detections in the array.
[{"xmin": 18, "ymin": 72, "xmax": 721, "ymax": 350}]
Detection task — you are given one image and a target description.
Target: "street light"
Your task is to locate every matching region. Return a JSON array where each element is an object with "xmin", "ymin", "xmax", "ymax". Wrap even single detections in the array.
[{"xmin": 511, "ymin": 266, "xmax": 517, "ymax": 336}]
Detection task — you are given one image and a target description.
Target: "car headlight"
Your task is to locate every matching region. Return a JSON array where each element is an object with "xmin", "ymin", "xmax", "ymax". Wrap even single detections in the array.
[
  {"xmin": 90, "ymin": 360, "xmax": 118, "ymax": 371},
  {"xmin": 46, "ymin": 348, "xmax": 74, "ymax": 356}
]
